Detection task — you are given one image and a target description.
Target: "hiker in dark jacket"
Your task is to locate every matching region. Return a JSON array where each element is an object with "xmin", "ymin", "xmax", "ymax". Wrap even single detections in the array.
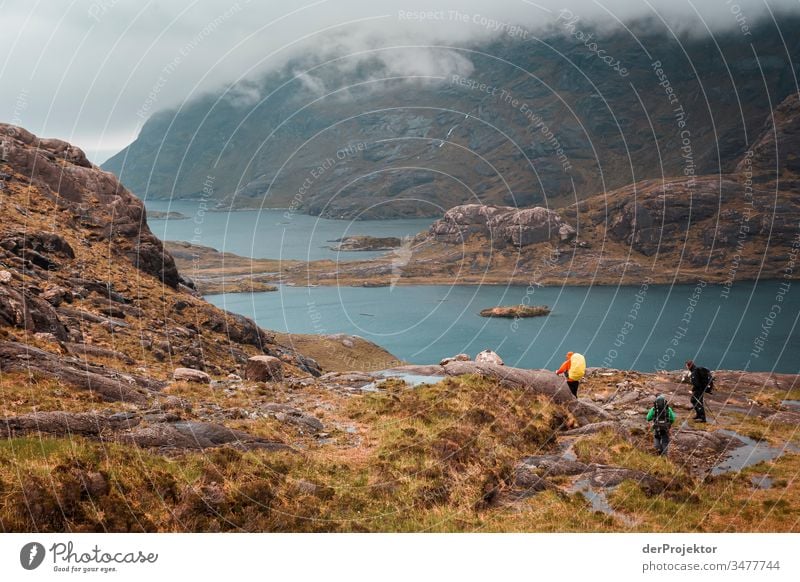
[
  {"xmin": 686, "ymin": 360, "xmax": 710, "ymax": 422},
  {"xmin": 646, "ymin": 395, "xmax": 676, "ymax": 455}
]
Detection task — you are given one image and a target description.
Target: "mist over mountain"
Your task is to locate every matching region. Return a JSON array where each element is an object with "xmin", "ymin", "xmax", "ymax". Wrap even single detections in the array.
[{"xmin": 103, "ymin": 13, "xmax": 799, "ymax": 219}]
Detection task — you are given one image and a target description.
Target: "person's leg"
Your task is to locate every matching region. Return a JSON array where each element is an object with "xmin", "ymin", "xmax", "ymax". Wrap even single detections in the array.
[
  {"xmin": 567, "ymin": 380, "xmax": 579, "ymax": 397},
  {"xmin": 657, "ymin": 431, "xmax": 668, "ymax": 455},
  {"xmin": 691, "ymin": 392, "xmax": 704, "ymax": 420},
  {"xmin": 653, "ymin": 432, "xmax": 662, "ymax": 454},
  {"xmin": 692, "ymin": 391, "xmax": 706, "ymax": 421}
]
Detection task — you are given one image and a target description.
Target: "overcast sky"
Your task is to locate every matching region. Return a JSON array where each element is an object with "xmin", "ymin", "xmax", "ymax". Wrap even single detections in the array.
[{"xmin": 1, "ymin": 0, "xmax": 796, "ymax": 163}]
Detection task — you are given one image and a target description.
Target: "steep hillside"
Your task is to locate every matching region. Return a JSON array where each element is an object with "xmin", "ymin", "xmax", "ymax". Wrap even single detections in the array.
[
  {"xmin": 737, "ymin": 91, "xmax": 800, "ymax": 190},
  {"xmin": 0, "ymin": 124, "xmax": 311, "ymax": 371},
  {"xmin": 0, "ymin": 122, "xmax": 393, "ymax": 437},
  {"xmin": 103, "ymin": 17, "xmax": 800, "ymax": 218}
]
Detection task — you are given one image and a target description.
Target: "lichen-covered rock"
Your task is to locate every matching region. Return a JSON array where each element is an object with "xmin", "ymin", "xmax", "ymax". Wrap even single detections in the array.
[
  {"xmin": 429, "ymin": 204, "xmax": 575, "ymax": 247},
  {"xmin": 475, "ymin": 349, "xmax": 504, "ymax": 366},
  {"xmin": 491, "ymin": 207, "xmax": 570, "ymax": 247},
  {"xmin": 429, "ymin": 204, "xmax": 504, "ymax": 243}
]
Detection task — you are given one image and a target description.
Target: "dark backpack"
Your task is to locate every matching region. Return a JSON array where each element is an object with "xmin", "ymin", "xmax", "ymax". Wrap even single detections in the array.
[
  {"xmin": 694, "ymin": 366, "xmax": 711, "ymax": 390},
  {"xmin": 705, "ymin": 371, "xmax": 715, "ymax": 394},
  {"xmin": 653, "ymin": 398, "xmax": 671, "ymax": 431}
]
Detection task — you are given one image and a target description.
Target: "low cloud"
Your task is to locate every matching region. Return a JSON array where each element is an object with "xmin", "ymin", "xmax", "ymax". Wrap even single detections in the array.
[{"xmin": 0, "ymin": 0, "xmax": 795, "ymax": 162}]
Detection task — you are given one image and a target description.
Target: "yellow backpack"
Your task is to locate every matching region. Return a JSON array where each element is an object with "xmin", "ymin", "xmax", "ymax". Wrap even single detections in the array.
[{"xmin": 568, "ymin": 353, "xmax": 586, "ymax": 380}]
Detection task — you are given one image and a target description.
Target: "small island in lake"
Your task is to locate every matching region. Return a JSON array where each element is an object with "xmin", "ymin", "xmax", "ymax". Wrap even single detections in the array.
[
  {"xmin": 330, "ymin": 235, "xmax": 402, "ymax": 251},
  {"xmin": 480, "ymin": 305, "xmax": 551, "ymax": 318}
]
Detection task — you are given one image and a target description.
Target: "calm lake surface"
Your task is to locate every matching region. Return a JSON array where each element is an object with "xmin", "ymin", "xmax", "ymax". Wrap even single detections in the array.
[
  {"xmin": 145, "ymin": 200, "xmax": 434, "ymax": 261},
  {"xmin": 146, "ymin": 202, "xmax": 799, "ymax": 373},
  {"xmin": 206, "ymin": 280, "xmax": 800, "ymax": 373}
]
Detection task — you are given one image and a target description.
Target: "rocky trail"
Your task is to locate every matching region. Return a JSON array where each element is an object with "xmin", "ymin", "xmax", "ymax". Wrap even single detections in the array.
[{"xmin": 361, "ymin": 358, "xmax": 800, "ymax": 526}]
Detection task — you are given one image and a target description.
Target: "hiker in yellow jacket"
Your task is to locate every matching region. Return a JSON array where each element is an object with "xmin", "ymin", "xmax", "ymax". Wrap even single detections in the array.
[{"xmin": 555, "ymin": 351, "xmax": 586, "ymax": 398}]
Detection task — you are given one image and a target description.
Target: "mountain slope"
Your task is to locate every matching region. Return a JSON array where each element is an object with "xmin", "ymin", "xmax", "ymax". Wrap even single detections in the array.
[
  {"xmin": 103, "ymin": 17, "xmax": 800, "ymax": 218},
  {"xmin": 201, "ymin": 92, "xmax": 798, "ymax": 288},
  {"xmin": 0, "ymin": 122, "xmax": 392, "ymax": 425}
]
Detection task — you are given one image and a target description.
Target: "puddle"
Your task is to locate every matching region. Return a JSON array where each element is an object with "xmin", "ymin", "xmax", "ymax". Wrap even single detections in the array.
[
  {"xmin": 781, "ymin": 400, "xmax": 800, "ymax": 409},
  {"xmin": 750, "ymin": 475, "xmax": 773, "ymax": 489},
  {"xmin": 569, "ymin": 479, "xmax": 634, "ymax": 526},
  {"xmin": 558, "ymin": 437, "xmax": 578, "ymax": 461},
  {"xmin": 711, "ymin": 429, "xmax": 798, "ymax": 476},
  {"xmin": 361, "ymin": 371, "xmax": 444, "ymax": 392}
]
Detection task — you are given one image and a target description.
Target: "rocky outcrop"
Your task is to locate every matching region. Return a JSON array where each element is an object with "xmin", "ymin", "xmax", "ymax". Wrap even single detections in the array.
[
  {"xmin": 429, "ymin": 204, "xmax": 575, "ymax": 247},
  {"xmin": 577, "ymin": 175, "xmax": 800, "ymax": 259},
  {"xmin": 0, "ymin": 279, "xmax": 69, "ymax": 341},
  {"xmin": 120, "ymin": 420, "xmax": 291, "ymax": 451},
  {"xmin": 0, "ymin": 411, "xmax": 141, "ymax": 438},
  {"xmin": 0, "ymin": 342, "xmax": 163, "ymax": 403},
  {"xmin": 0, "ymin": 124, "xmax": 179, "ymax": 287},
  {"xmin": 65, "ymin": 343, "xmax": 135, "ymax": 365},
  {"xmin": 515, "ymin": 455, "xmax": 662, "ymax": 493},
  {"xmin": 0, "ymin": 411, "xmax": 291, "ymax": 452},
  {"xmin": 0, "ymin": 231, "xmax": 75, "ymax": 271},
  {"xmin": 200, "ymin": 310, "xmax": 276, "ymax": 352},
  {"xmin": 444, "ymin": 361, "xmax": 566, "ymax": 398},
  {"xmin": 442, "ymin": 360, "xmax": 612, "ymax": 424},
  {"xmin": 330, "ymin": 236, "xmax": 402, "ymax": 251}
]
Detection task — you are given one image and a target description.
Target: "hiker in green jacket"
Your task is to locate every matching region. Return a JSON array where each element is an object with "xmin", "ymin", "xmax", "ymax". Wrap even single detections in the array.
[{"xmin": 646, "ymin": 395, "xmax": 676, "ymax": 456}]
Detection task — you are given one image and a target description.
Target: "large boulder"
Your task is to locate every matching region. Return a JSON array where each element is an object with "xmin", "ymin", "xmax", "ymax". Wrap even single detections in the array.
[
  {"xmin": 245, "ymin": 355, "xmax": 284, "ymax": 382},
  {"xmin": 173, "ymin": 367, "xmax": 211, "ymax": 384},
  {"xmin": 475, "ymin": 349, "xmax": 504, "ymax": 366},
  {"xmin": 443, "ymin": 361, "xmax": 575, "ymax": 403}
]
